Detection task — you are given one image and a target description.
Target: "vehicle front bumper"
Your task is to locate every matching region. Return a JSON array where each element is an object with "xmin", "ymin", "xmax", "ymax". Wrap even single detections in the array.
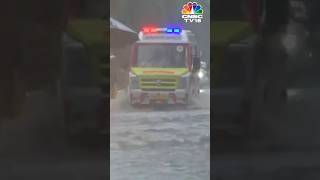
[{"xmin": 129, "ymin": 89, "xmax": 188, "ymax": 105}]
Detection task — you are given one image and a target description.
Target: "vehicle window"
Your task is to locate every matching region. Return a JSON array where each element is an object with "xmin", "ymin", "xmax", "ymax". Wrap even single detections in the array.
[{"xmin": 136, "ymin": 44, "xmax": 188, "ymax": 68}]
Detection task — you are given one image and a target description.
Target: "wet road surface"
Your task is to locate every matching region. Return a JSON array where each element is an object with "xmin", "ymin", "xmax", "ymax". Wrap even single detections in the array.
[{"xmin": 110, "ymin": 90, "xmax": 210, "ymax": 180}]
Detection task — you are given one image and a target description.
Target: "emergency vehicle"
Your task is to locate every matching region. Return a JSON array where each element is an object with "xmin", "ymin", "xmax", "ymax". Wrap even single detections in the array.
[{"xmin": 128, "ymin": 27, "xmax": 201, "ymax": 105}]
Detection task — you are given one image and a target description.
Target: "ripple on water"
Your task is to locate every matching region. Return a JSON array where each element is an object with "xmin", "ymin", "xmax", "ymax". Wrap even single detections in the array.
[{"xmin": 110, "ymin": 110, "xmax": 210, "ymax": 180}]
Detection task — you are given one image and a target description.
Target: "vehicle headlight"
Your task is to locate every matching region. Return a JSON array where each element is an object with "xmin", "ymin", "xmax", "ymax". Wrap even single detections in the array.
[
  {"xmin": 198, "ymin": 70, "xmax": 204, "ymax": 79},
  {"xmin": 129, "ymin": 72, "xmax": 139, "ymax": 89},
  {"xmin": 178, "ymin": 74, "xmax": 189, "ymax": 89}
]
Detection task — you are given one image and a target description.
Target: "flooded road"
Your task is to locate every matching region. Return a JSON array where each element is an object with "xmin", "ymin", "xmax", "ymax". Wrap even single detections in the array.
[{"xmin": 110, "ymin": 89, "xmax": 210, "ymax": 180}]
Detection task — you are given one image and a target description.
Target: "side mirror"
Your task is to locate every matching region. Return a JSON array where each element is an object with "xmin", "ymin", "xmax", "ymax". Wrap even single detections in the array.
[{"xmin": 193, "ymin": 57, "xmax": 200, "ymax": 72}]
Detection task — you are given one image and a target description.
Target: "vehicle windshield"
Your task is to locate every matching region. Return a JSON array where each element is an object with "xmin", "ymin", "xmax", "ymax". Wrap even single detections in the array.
[{"xmin": 136, "ymin": 44, "xmax": 188, "ymax": 68}]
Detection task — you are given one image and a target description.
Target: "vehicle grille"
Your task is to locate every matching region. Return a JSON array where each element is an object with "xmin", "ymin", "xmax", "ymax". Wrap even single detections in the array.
[
  {"xmin": 140, "ymin": 78, "xmax": 177, "ymax": 89},
  {"xmin": 141, "ymin": 89, "xmax": 175, "ymax": 91},
  {"xmin": 142, "ymin": 79, "xmax": 176, "ymax": 82}
]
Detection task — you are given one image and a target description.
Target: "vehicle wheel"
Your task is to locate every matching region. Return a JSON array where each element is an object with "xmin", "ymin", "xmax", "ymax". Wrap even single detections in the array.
[{"xmin": 127, "ymin": 90, "xmax": 138, "ymax": 107}]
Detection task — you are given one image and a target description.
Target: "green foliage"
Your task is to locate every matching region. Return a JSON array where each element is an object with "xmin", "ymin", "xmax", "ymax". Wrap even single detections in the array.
[
  {"xmin": 212, "ymin": 21, "xmax": 252, "ymax": 46},
  {"xmin": 66, "ymin": 19, "xmax": 108, "ymax": 84},
  {"xmin": 66, "ymin": 19, "xmax": 107, "ymax": 48}
]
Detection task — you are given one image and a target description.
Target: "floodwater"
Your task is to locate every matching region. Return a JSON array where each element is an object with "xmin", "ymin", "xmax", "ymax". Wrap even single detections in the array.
[{"xmin": 110, "ymin": 89, "xmax": 210, "ymax": 180}]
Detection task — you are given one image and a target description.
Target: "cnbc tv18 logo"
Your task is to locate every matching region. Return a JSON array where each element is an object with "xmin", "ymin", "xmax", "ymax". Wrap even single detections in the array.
[{"xmin": 181, "ymin": 2, "xmax": 204, "ymax": 23}]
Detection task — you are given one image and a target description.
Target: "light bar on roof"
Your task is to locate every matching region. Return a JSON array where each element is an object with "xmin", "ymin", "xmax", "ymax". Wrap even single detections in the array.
[
  {"xmin": 142, "ymin": 26, "xmax": 182, "ymax": 34},
  {"xmin": 166, "ymin": 28, "xmax": 173, "ymax": 33},
  {"xmin": 166, "ymin": 28, "xmax": 181, "ymax": 34}
]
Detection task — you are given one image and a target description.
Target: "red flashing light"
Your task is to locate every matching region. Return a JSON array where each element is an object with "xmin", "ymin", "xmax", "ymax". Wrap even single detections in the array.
[
  {"xmin": 142, "ymin": 26, "xmax": 182, "ymax": 35},
  {"xmin": 142, "ymin": 26, "xmax": 158, "ymax": 34},
  {"xmin": 143, "ymin": 28, "xmax": 150, "ymax": 33},
  {"xmin": 150, "ymin": 28, "xmax": 158, "ymax": 33}
]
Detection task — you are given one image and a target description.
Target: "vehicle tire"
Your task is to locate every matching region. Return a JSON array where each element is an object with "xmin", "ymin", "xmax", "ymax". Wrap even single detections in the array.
[{"xmin": 127, "ymin": 89, "xmax": 138, "ymax": 108}]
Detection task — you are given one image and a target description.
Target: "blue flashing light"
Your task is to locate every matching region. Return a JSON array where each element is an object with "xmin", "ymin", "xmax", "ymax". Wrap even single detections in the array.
[
  {"xmin": 166, "ymin": 28, "xmax": 173, "ymax": 33},
  {"xmin": 174, "ymin": 28, "xmax": 181, "ymax": 33},
  {"xmin": 166, "ymin": 28, "xmax": 181, "ymax": 34}
]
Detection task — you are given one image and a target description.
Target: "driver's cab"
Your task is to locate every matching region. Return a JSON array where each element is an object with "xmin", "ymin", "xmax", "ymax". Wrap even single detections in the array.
[
  {"xmin": 131, "ymin": 27, "xmax": 199, "ymax": 72},
  {"xmin": 127, "ymin": 27, "xmax": 200, "ymax": 105}
]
